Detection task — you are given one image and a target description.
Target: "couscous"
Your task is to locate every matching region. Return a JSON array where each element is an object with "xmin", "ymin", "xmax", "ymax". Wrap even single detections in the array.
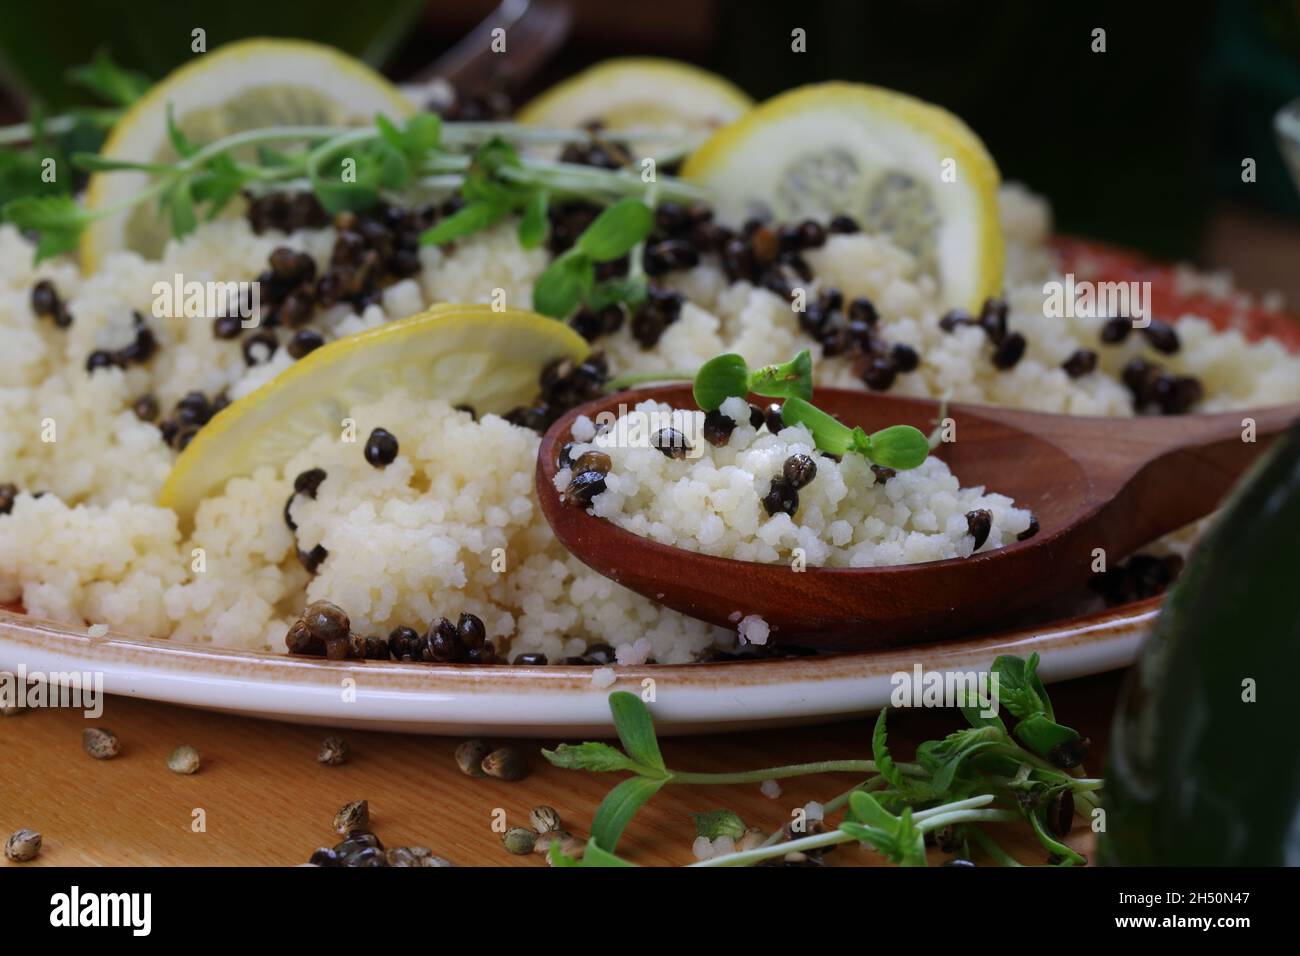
[{"xmin": 2, "ymin": 49, "xmax": 1298, "ymax": 669}]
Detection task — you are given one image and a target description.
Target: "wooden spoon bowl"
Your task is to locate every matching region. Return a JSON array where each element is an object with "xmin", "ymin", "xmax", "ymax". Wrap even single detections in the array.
[{"xmin": 536, "ymin": 386, "xmax": 1300, "ymax": 651}]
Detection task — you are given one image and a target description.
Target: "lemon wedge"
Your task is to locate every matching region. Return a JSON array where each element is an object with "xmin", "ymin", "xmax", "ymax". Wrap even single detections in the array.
[
  {"xmin": 517, "ymin": 57, "xmax": 752, "ymax": 147},
  {"xmin": 159, "ymin": 305, "xmax": 588, "ymax": 523},
  {"xmin": 81, "ymin": 38, "xmax": 413, "ymax": 272},
  {"xmin": 682, "ymin": 82, "xmax": 1003, "ymax": 311}
]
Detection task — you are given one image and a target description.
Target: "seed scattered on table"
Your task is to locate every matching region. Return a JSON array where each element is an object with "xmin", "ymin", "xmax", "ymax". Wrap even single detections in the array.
[
  {"xmin": 333, "ymin": 799, "xmax": 370, "ymax": 835},
  {"xmin": 529, "ymin": 805, "xmax": 562, "ymax": 833},
  {"xmin": 82, "ymin": 727, "xmax": 121, "ymax": 760},
  {"xmin": 546, "ymin": 833, "xmax": 586, "ymax": 865},
  {"xmin": 482, "ymin": 747, "xmax": 528, "ymax": 781},
  {"xmin": 455, "ymin": 738, "xmax": 492, "ymax": 777},
  {"xmin": 318, "ymin": 735, "xmax": 349, "ymax": 766},
  {"xmin": 503, "ymin": 826, "xmax": 537, "ymax": 855},
  {"xmin": 4, "ymin": 828, "xmax": 41, "ymax": 862},
  {"xmin": 166, "ymin": 744, "xmax": 201, "ymax": 774}
]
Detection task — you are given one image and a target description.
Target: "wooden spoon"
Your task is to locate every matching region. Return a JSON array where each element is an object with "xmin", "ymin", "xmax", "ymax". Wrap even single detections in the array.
[{"xmin": 536, "ymin": 386, "xmax": 1300, "ymax": 651}]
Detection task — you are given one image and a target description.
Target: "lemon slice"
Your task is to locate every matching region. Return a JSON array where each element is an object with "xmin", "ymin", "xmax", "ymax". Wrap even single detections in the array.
[
  {"xmin": 81, "ymin": 38, "xmax": 413, "ymax": 272},
  {"xmin": 517, "ymin": 57, "xmax": 752, "ymax": 148},
  {"xmin": 159, "ymin": 305, "xmax": 588, "ymax": 523},
  {"xmin": 682, "ymin": 82, "xmax": 1003, "ymax": 311}
]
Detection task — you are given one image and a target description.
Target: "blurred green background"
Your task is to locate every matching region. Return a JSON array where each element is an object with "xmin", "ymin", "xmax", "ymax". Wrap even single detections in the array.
[{"xmin": 1, "ymin": 0, "xmax": 1297, "ymax": 273}]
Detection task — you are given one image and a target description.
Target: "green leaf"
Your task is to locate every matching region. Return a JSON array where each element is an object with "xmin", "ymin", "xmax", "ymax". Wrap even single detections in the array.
[
  {"xmin": 578, "ymin": 838, "xmax": 639, "ymax": 867},
  {"xmin": 692, "ymin": 809, "xmax": 747, "ymax": 840},
  {"xmin": 748, "ymin": 349, "xmax": 813, "ymax": 402},
  {"xmin": 895, "ymin": 807, "xmax": 928, "ymax": 867},
  {"xmin": 165, "ymin": 104, "xmax": 196, "ymax": 158},
  {"xmin": 848, "ymin": 790, "xmax": 899, "ymax": 830},
  {"xmin": 164, "ymin": 177, "xmax": 198, "ymax": 238},
  {"xmin": 779, "ymin": 397, "xmax": 855, "ymax": 455},
  {"xmin": 692, "ymin": 353, "xmax": 751, "ymax": 410},
  {"xmin": 66, "ymin": 49, "xmax": 151, "ymax": 107},
  {"xmin": 989, "ymin": 655, "xmax": 1047, "ymax": 720},
  {"xmin": 420, "ymin": 199, "xmax": 512, "ymax": 246},
  {"xmin": 1012, "ymin": 714, "xmax": 1081, "ymax": 760},
  {"xmin": 872, "ymin": 709, "xmax": 904, "ymax": 788},
  {"xmin": 533, "ymin": 251, "xmax": 594, "ymax": 318},
  {"xmin": 3, "ymin": 193, "xmax": 87, "ymax": 262},
  {"xmin": 608, "ymin": 691, "xmax": 667, "ymax": 774},
  {"xmin": 575, "ymin": 198, "xmax": 654, "ymax": 261},
  {"xmin": 839, "ymin": 820, "xmax": 899, "ymax": 856},
  {"xmin": 586, "ymin": 276, "xmax": 647, "ymax": 311},
  {"xmin": 866, "ymin": 425, "xmax": 930, "ymax": 470},
  {"xmin": 518, "ymin": 188, "xmax": 548, "ymax": 250},
  {"xmin": 590, "ymin": 776, "xmax": 666, "ymax": 851},
  {"xmin": 542, "ymin": 741, "xmax": 640, "ymax": 774}
]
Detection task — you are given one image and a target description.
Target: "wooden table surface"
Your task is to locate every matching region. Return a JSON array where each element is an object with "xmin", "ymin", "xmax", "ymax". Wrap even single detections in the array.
[{"xmin": 0, "ymin": 670, "xmax": 1118, "ymax": 867}]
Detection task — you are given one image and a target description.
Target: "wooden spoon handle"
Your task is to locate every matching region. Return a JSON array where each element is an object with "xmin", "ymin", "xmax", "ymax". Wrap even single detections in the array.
[{"xmin": 975, "ymin": 401, "xmax": 1300, "ymax": 554}]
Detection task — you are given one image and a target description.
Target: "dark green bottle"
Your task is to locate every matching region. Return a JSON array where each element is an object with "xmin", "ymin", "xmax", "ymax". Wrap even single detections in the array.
[{"xmin": 1101, "ymin": 421, "xmax": 1300, "ymax": 864}]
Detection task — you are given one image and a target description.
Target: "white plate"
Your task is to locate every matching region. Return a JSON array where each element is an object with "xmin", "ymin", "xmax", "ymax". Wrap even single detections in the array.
[{"xmin": 0, "ymin": 602, "xmax": 1152, "ymax": 736}]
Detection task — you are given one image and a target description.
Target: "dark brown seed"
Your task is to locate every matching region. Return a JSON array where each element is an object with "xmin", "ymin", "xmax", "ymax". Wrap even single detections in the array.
[
  {"xmin": 782, "ymin": 454, "xmax": 817, "ymax": 489},
  {"xmin": 454, "ymin": 403, "xmax": 477, "ymax": 420},
  {"xmin": 891, "ymin": 343, "xmax": 920, "ymax": 373},
  {"xmin": 871, "ymin": 464, "xmax": 896, "ymax": 483},
  {"xmin": 316, "ymin": 734, "xmax": 348, "ymax": 766},
  {"xmin": 1061, "ymin": 348, "xmax": 1098, "ymax": 378},
  {"xmin": 387, "ymin": 625, "xmax": 421, "ymax": 660},
  {"xmin": 847, "ymin": 297, "xmax": 878, "ymax": 326},
  {"xmin": 85, "ymin": 350, "xmax": 120, "ymax": 373},
  {"xmin": 572, "ymin": 450, "xmax": 612, "ymax": 475},
  {"xmin": 558, "ymin": 442, "xmax": 577, "ymax": 468},
  {"xmin": 30, "ymin": 280, "xmax": 58, "ymax": 317},
  {"xmin": 1156, "ymin": 375, "xmax": 1203, "ymax": 415},
  {"xmin": 132, "ymin": 394, "xmax": 160, "ymax": 422},
  {"xmin": 965, "ymin": 509, "xmax": 993, "ymax": 551},
  {"xmin": 455, "ymin": 739, "xmax": 491, "ymax": 776},
  {"xmin": 763, "ymin": 477, "xmax": 799, "ymax": 517},
  {"xmin": 364, "ymin": 427, "xmax": 399, "ymax": 467},
  {"xmin": 304, "ymin": 601, "xmax": 350, "ymax": 644},
  {"xmin": 212, "ymin": 315, "xmax": 243, "ymax": 339},
  {"xmin": 1142, "ymin": 320, "xmax": 1179, "ymax": 354},
  {"xmin": 1048, "ymin": 736, "xmax": 1090, "ymax": 769},
  {"xmin": 242, "ymin": 330, "xmax": 278, "ymax": 365},
  {"xmin": 0, "ymin": 483, "xmax": 17, "ymax": 515},
  {"xmin": 828, "ymin": 214, "xmax": 860, "ymax": 234},
  {"xmin": 1121, "ymin": 358, "xmax": 1160, "ymax": 406},
  {"xmin": 630, "ymin": 306, "xmax": 667, "ymax": 348},
  {"xmin": 423, "ymin": 617, "xmax": 462, "ymax": 663},
  {"xmin": 939, "ymin": 309, "xmax": 974, "ymax": 332},
  {"xmin": 563, "ymin": 470, "xmax": 607, "ymax": 507},
  {"xmin": 285, "ymin": 619, "xmax": 321, "ymax": 655},
  {"xmin": 763, "ymin": 403, "xmax": 785, "ymax": 433},
  {"xmin": 1017, "ymin": 515, "xmax": 1040, "ymax": 541},
  {"xmin": 702, "ymin": 409, "xmax": 736, "ymax": 447},
  {"xmin": 513, "ymin": 653, "xmax": 548, "ymax": 665},
  {"xmin": 363, "ymin": 636, "xmax": 390, "ymax": 659},
  {"xmin": 1046, "ymin": 788, "xmax": 1075, "ymax": 838},
  {"xmin": 750, "ymin": 225, "xmax": 778, "ymax": 264},
  {"xmin": 1099, "ymin": 316, "xmax": 1131, "ymax": 344},
  {"xmin": 482, "ymin": 747, "xmax": 528, "ymax": 781},
  {"xmin": 287, "ymin": 328, "xmax": 324, "ymax": 359},
  {"xmin": 991, "ymin": 332, "xmax": 1027, "ymax": 370},
  {"xmin": 978, "ymin": 298, "xmax": 1008, "ymax": 344},
  {"xmin": 294, "ymin": 468, "xmax": 326, "ymax": 498},
  {"xmin": 308, "ymin": 847, "xmax": 341, "ymax": 866},
  {"xmin": 652, "ymin": 427, "xmax": 691, "ymax": 459},
  {"xmin": 283, "ymin": 494, "xmax": 298, "ymax": 531},
  {"xmin": 748, "ymin": 404, "xmax": 766, "ymax": 429},
  {"xmin": 333, "ymin": 799, "xmax": 370, "ymax": 835},
  {"xmin": 796, "ymin": 219, "xmax": 826, "ymax": 249},
  {"xmin": 298, "ymin": 544, "xmax": 328, "ymax": 574},
  {"xmin": 457, "ymin": 613, "xmax": 486, "ymax": 649},
  {"xmin": 175, "ymin": 427, "xmax": 199, "ymax": 451},
  {"xmin": 857, "ymin": 354, "xmax": 897, "ymax": 391}
]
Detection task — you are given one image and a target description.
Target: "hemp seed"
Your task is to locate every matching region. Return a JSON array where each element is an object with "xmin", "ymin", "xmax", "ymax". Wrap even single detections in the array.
[
  {"xmin": 166, "ymin": 744, "xmax": 201, "ymax": 774},
  {"xmin": 318, "ymin": 735, "xmax": 349, "ymax": 766},
  {"xmin": 4, "ymin": 828, "xmax": 41, "ymax": 862},
  {"xmin": 333, "ymin": 799, "xmax": 370, "ymax": 835},
  {"xmin": 82, "ymin": 726, "xmax": 121, "ymax": 760},
  {"xmin": 455, "ymin": 738, "xmax": 491, "ymax": 777}
]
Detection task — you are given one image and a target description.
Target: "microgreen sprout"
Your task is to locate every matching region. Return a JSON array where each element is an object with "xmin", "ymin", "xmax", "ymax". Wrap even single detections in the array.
[
  {"xmin": 531, "ymin": 197, "xmax": 655, "ymax": 318},
  {"xmin": 543, "ymin": 653, "xmax": 1102, "ymax": 867},
  {"xmin": 691, "ymin": 349, "xmax": 813, "ymax": 410}
]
